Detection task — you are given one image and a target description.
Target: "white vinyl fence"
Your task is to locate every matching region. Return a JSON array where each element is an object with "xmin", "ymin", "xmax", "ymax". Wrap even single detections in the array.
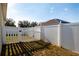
[
  {"xmin": 1, "ymin": 23, "xmax": 79, "ymax": 53},
  {"xmin": 41, "ymin": 25, "xmax": 60, "ymax": 46},
  {"xmin": 3, "ymin": 26, "xmax": 41, "ymax": 44},
  {"xmin": 41, "ymin": 23, "xmax": 79, "ymax": 53},
  {"xmin": 60, "ymin": 23, "xmax": 79, "ymax": 52},
  {"xmin": 27, "ymin": 26, "xmax": 41, "ymax": 40}
]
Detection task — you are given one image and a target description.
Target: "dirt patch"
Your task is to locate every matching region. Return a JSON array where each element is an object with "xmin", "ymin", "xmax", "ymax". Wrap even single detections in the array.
[{"xmin": 32, "ymin": 45, "xmax": 79, "ymax": 56}]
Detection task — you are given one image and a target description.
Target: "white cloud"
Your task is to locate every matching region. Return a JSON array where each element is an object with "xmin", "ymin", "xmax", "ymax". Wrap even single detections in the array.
[
  {"xmin": 50, "ymin": 7, "xmax": 54, "ymax": 13},
  {"xmin": 64, "ymin": 8, "xmax": 68, "ymax": 12}
]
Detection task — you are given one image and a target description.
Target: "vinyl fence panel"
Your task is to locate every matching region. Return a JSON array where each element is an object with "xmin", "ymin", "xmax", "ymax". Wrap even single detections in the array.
[
  {"xmin": 41, "ymin": 25, "xmax": 59, "ymax": 45},
  {"xmin": 4, "ymin": 26, "xmax": 41, "ymax": 44},
  {"xmin": 71, "ymin": 24, "xmax": 79, "ymax": 52},
  {"xmin": 60, "ymin": 23, "xmax": 79, "ymax": 52},
  {"xmin": 60, "ymin": 24, "xmax": 75, "ymax": 50}
]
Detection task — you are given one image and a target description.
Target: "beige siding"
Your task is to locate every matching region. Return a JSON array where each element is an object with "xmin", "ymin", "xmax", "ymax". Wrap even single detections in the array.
[{"xmin": 0, "ymin": 3, "xmax": 7, "ymax": 54}]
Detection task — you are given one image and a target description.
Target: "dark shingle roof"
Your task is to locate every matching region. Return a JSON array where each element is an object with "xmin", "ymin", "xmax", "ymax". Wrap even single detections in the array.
[
  {"xmin": 54, "ymin": 19, "xmax": 70, "ymax": 23},
  {"xmin": 40, "ymin": 18, "xmax": 70, "ymax": 26}
]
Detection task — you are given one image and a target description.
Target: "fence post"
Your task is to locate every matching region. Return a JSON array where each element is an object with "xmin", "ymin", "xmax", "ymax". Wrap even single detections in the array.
[
  {"xmin": 32, "ymin": 26, "xmax": 34, "ymax": 40},
  {"xmin": 58, "ymin": 23, "xmax": 61, "ymax": 46},
  {"xmin": 40, "ymin": 26, "xmax": 44, "ymax": 41},
  {"xmin": 18, "ymin": 28, "xmax": 21, "ymax": 42}
]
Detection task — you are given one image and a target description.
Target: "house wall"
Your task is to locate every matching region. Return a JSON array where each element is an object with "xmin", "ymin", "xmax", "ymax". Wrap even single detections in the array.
[
  {"xmin": 0, "ymin": 27, "xmax": 2, "ymax": 55},
  {"xmin": 0, "ymin": 3, "xmax": 7, "ymax": 55},
  {"xmin": 0, "ymin": 4, "xmax": 3, "ymax": 55}
]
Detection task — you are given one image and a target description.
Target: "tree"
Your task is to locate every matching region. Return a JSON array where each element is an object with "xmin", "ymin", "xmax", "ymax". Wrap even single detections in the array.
[
  {"xmin": 30, "ymin": 22, "xmax": 38, "ymax": 27},
  {"xmin": 18, "ymin": 21, "xmax": 30, "ymax": 28},
  {"xmin": 5, "ymin": 18, "xmax": 16, "ymax": 27},
  {"xmin": 18, "ymin": 20, "xmax": 38, "ymax": 28}
]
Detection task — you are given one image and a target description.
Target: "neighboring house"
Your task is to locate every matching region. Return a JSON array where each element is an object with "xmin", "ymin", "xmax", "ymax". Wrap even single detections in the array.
[{"xmin": 40, "ymin": 19, "xmax": 70, "ymax": 26}]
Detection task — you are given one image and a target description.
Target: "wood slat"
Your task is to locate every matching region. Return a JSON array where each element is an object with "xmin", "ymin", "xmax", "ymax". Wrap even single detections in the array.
[
  {"xmin": 1, "ymin": 45, "xmax": 6, "ymax": 56},
  {"xmin": 12, "ymin": 44, "xmax": 16, "ymax": 55},
  {"xmin": 19, "ymin": 42, "xmax": 26, "ymax": 55},
  {"xmin": 16, "ymin": 43, "xmax": 22, "ymax": 55},
  {"xmin": 1, "ymin": 40, "xmax": 49, "ymax": 56},
  {"xmin": 14, "ymin": 44, "xmax": 20, "ymax": 55},
  {"xmin": 25, "ymin": 43, "xmax": 33, "ymax": 51},
  {"xmin": 5, "ymin": 45, "xmax": 8, "ymax": 56},
  {"xmin": 22, "ymin": 43, "xmax": 32, "ymax": 55},
  {"xmin": 23, "ymin": 43, "xmax": 31, "ymax": 51},
  {"xmin": 10, "ymin": 43, "xmax": 14, "ymax": 56},
  {"xmin": 9, "ymin": 44, "xmax": 12, "ymax": 56}
]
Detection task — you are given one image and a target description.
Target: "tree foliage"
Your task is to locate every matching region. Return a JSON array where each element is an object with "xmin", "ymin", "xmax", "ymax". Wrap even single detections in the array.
[
  {"xmin": 30, "ymin": 22, "xmax": 38, "ymax": 27},
  {"xmin": 5, "ymin": 18, "xmax": 16, "ymax": 27},
  {"xmin": 18, "ymin": 21, "xmax": 30, "ymax": 27},
  {"xmin": 18, "ymin": 20, "xmax": 38, "ymax": 28}
]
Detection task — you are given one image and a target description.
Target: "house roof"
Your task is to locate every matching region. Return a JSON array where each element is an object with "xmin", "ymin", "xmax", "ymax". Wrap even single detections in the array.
[{"xmin": 40, "ymin": 19, "xmax": 70, "ymax": 26}]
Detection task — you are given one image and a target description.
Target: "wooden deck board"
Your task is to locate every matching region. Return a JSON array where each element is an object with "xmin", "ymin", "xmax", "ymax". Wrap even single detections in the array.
[{"xmin": 1, "ymin": 40, "xmax": 49, "ymax": 56}]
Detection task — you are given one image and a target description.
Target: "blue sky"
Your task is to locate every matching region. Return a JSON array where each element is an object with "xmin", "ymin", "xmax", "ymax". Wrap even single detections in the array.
[{"xmin": 7, "ymin": 3, "xmax": 79, "ymax": 26}]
